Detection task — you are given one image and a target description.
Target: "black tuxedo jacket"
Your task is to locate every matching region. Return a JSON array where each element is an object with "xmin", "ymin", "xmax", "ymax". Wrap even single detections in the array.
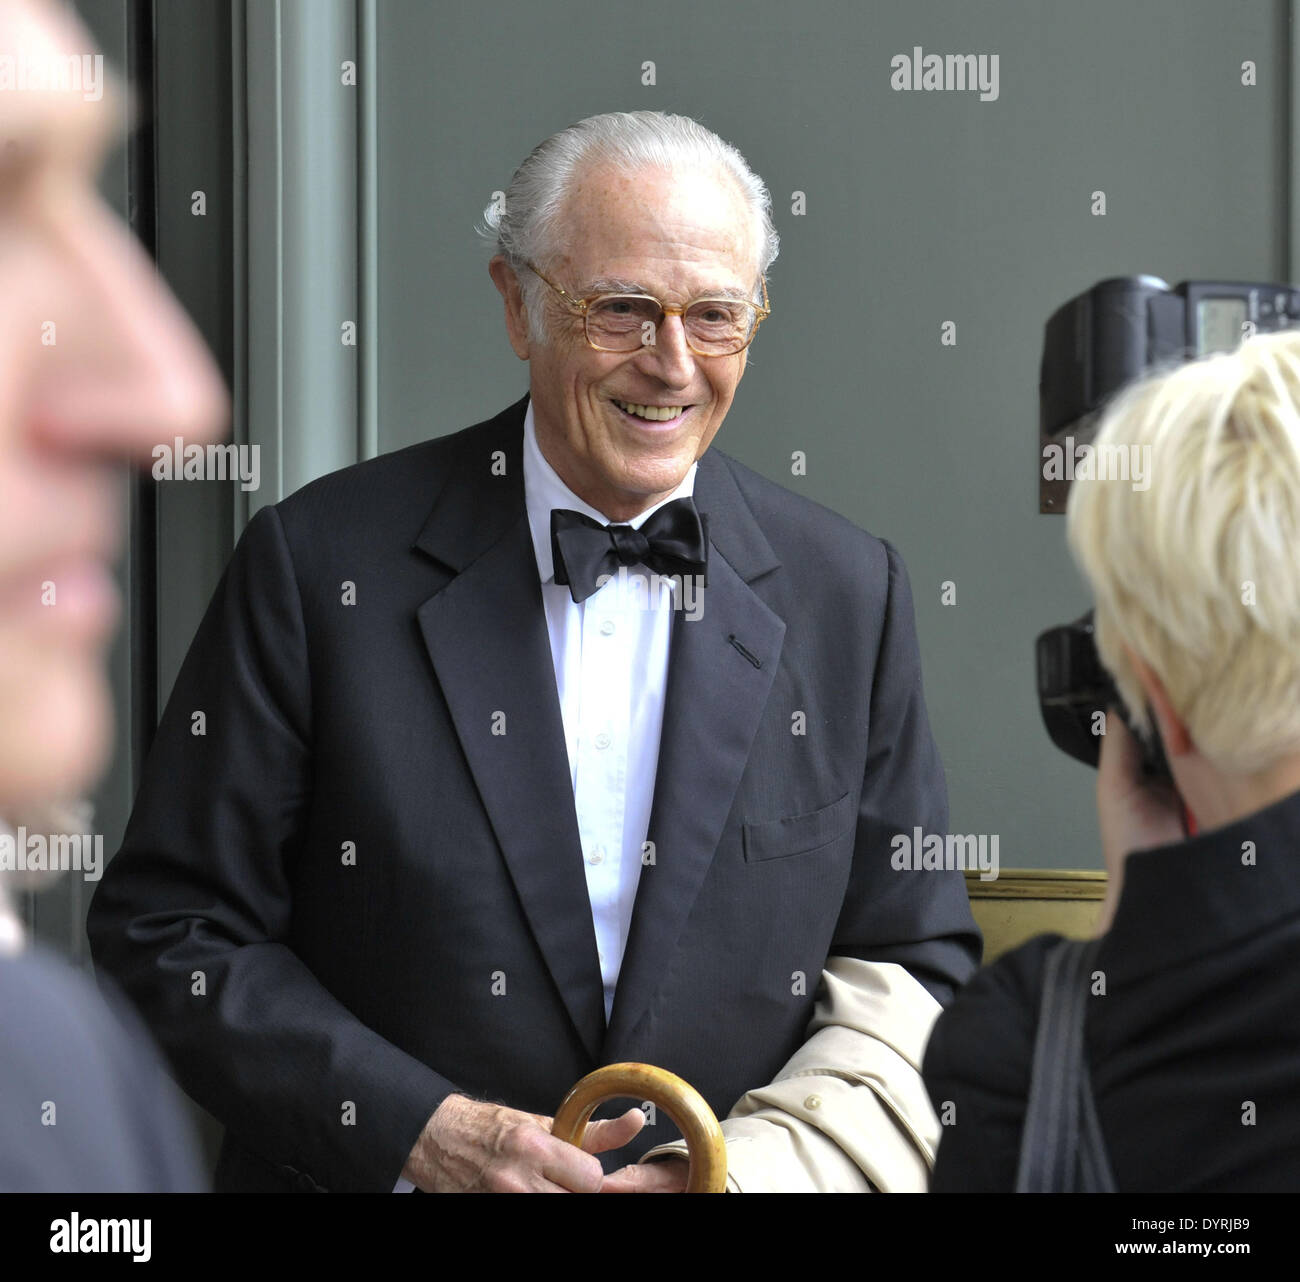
[{"xmin": 88, "ymin": 395, "xmax": 980, "ymax": 1192}]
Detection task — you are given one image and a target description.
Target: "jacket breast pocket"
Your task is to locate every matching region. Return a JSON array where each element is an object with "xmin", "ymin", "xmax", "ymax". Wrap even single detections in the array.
[{"xmin": 742, "ymin": 790, "xmax": 857, "ymax": 863}]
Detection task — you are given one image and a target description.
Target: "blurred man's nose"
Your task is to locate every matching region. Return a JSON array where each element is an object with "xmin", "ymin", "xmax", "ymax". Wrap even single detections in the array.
[{"xmin": 32, "ymin": 184, "xmax": 229, "ymax": 465}]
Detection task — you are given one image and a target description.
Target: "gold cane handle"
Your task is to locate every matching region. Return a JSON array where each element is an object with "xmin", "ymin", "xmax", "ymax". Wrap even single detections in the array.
[{"xmin": 552, "ymin": 1062, "xmax": 727, "ymax": 1193}]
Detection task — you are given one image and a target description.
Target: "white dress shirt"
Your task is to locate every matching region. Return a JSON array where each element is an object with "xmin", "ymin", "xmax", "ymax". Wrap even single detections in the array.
[{"xmin": 522, "ymin": 399, "xmax": 697, "ymax": 1022}]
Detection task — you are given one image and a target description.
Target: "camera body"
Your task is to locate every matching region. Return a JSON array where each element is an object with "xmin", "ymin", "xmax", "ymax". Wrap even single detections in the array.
[
  {"xmin": 1039, "ymin": 276, "xmax": 1300, "ymax": 513},
  {"xmin": 1036, "ymin": 276, "xmax": 1299, "ymax": 776}
]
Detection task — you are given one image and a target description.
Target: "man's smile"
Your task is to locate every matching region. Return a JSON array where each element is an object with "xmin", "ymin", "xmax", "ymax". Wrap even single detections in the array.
[{"xmin": 609, "ymin": 397, "xmax": 695, "ymax": 427}]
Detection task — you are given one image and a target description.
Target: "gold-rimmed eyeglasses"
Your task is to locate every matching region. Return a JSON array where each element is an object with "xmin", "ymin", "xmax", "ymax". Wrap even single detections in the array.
[{"xmin": 525, "ymin": 261, "xmax": 770, "ymax": 357}]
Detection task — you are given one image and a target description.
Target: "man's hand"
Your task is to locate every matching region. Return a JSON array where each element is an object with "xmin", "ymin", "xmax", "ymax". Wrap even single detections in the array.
[
  {"xmin": 601, "ymin": 1155, "xmax": 691, "ymax": 1193},
  {"xmin": 1096, "ymin": 709, "xmax": 1186, "ymax": 931},
  {"xmin": 401, "ymin": 1094, "xmax": 645, "ymax": 1192}
]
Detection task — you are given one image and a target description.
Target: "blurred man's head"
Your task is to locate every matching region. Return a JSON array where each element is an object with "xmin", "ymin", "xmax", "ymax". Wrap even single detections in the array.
[
  {"xmin": 1067, "ymin": 329, "xmax": 1300, "ymax": 810},
  {"xmin": 485, "ymin": 111, "xmax": 778, "ymax": 522},
  {"xmin": 0, "ymin": 0, "xmax": 226, "ymax": 813}
]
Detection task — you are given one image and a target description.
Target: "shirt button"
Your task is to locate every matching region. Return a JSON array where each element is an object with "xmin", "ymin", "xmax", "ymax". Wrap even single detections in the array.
[
  {"xmin": 600, "ymin": 619, "xmax": 615, "ymax": 636},
  {"xmin": 594, "ymin": 732, "xmax": 611, "ymax": 750},
  {"xmin": 803, "ymin": 1094, "xmax": 822, "ymax": 1111},
  {"xmin": 588, "ymin": 847, "xmax": 605, "ymax": 865}
]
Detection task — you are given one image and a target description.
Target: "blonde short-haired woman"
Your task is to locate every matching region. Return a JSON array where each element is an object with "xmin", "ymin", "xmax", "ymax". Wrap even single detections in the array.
[{"xmin": 923, "ymin": 329, "xmax": 1300, "ymax": 1191}]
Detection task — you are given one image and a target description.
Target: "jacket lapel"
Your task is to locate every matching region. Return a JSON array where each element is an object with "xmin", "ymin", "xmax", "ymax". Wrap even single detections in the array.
[
  {"xmin": 605, "ymin": 449, "xmax": 786, "ymax": 1052},
  {"xmin": 412, "ymin": 397, "xmax": 606, "ymax": 1063}
]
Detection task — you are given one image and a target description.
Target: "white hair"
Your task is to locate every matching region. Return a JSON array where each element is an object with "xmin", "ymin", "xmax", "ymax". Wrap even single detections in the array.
[
  {"xmin": 1067, "ymin": 328, "xmax": 1300, "ymax": 774},
  {"xmin": 478, "ymin": 110, "xmax": 779, "ymax": 341}
]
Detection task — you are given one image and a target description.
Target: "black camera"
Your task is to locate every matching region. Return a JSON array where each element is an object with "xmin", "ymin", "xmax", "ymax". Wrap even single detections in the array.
[
  {"xmin": 1039, "ymin": 276, "xmax": 1300, "ymax": 514},
  {"xmin": 1036, "ymin": 276, "xmax": 1300, "ymax": 779},
  {"xmin": 1035, "ymin": 611, "xmax": 1171, "ymax": 782}
]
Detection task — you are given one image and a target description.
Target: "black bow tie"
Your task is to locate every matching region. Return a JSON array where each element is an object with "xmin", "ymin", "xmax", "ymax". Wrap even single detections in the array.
[{"xmin": 550, "ymin": 497, "xmax": 709, "ymax": 604}]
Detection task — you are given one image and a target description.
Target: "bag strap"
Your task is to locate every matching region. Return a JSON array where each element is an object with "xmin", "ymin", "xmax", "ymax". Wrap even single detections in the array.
[{"xmin": 1014, "ymin": 936, "xmax": 1117, "ymax": 1192}]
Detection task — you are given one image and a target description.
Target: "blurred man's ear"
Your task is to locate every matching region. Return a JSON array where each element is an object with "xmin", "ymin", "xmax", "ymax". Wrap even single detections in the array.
[
  {"xmin": 1123, "ymin": 646, "xmax": 1194, "ymax": 758},
  {"xmin": 488, "ymin": 256, "xmax": 531, "ymax": 361}
]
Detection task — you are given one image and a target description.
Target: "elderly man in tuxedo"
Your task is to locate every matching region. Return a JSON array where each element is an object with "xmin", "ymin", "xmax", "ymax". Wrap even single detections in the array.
[{"xmin": 88, "ymin": 110, "xmax": 980, "ymax": 1192}]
